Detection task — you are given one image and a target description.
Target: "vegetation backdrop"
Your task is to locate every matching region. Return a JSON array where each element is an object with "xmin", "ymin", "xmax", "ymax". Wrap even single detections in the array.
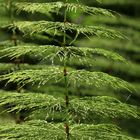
[{"xmin": 0, "ymin": 0, "xmax": 140, "ymax": 139}]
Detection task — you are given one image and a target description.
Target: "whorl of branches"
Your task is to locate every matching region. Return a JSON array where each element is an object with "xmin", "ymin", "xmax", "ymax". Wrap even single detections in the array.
[
  {"xmin": 0, "ymin": 68, "xmax": 134, "ymax": 92},
  {"xmin": 0, "ymin": 91, "xmax": 139, "ymax": 122},
  {"xmin": 0, "ymin": 120, "xmax": 136, "ymax": 140},
  {"xmin": 6, "ymin": 21, "xmax": 125, "ymax": 39},
  {"xmin": 15, "ymin": 2, "xmax": 115, "ymax": 17},
  {"xmin": 0, "ymin": 45, "xmax": 126, "ymax": 62}
]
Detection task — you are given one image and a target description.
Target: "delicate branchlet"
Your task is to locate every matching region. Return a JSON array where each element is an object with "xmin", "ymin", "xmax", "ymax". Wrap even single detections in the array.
[{"xmin": 0, "ymin": 0, "xmax": 139, "ymax": 140}]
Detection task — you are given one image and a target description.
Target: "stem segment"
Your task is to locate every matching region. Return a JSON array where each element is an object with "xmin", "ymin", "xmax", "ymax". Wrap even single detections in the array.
[{"xmin": 63, "ymin": 1, "xmax": 70, "ymax": 139}]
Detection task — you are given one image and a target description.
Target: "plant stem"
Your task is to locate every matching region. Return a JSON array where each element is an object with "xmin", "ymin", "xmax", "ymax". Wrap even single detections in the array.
[
  {"xmin": 63, "ymin": 1, "xmax": 70, "ymax": 140},
  {"xmin": 7, "ymin": 0, "xmax": 23, "ymax": 123}
]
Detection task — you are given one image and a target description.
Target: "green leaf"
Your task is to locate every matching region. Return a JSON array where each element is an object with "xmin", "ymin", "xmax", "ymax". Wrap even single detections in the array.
[
  {"xmin": 15, "ymin": 2, "xmax": 115, "ymax": 17},
  {"xmin": 0, "ymin": 45, "xmax": 126, "ymax": 62},
  {"xmin": 0, "ymin": 68, "xmax": 134, "ymax": 92},
  {"xmin": 7, "ymin": 21, "xmax": 125, "ymax": 39},
  {"xmin": 0, "ymin": 91, "xmax": 139, "ymax": 122},
  {"xmin": 0, "ymin": 66, "xmax": 63, "ymax": 87},
  {"xmin": 68, "ymin": 70, "xmax": 134, "ymax": 92},
  {"xmin": 0, "ymin": 120, "xmax": 137, "ymax": 140},
  {"xmin": 70, "ymin": 96, "xmax": 140, "ymax": 122},
  {"xmin": 15, "ymin": 2, "xmax": 63, "ymax": 17}
]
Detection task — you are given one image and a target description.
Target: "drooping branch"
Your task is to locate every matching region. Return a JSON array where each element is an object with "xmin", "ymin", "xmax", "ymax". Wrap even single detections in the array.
[
  {"xmin": 15, "ymin": 2, "xmax": 115, "ymax": 17},
  {"xmin": 6, "ymin": 21, "xmax": 125, "ymax": 39}
]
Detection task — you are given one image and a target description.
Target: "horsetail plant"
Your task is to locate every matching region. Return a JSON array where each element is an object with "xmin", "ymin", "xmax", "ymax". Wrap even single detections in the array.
[{"xmin": 0, "ymin": 0, "xmax": 140, "ymax": 139}]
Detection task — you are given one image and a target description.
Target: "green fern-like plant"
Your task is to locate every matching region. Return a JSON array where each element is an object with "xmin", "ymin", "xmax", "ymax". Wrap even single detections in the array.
[{"xmin": 0, "ymin": 0, "xmax": 140, "ymax": 140}]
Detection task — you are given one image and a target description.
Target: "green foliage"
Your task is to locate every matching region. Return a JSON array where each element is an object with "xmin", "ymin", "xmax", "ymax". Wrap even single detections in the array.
[
  {"xmin": 0, "ymin": 68, "xmax": 134, "ymax": 92},
  {"xmin": 15, "ymin": 2, "xmax": 115, "ymax": 17},
  {"xmin": 0, "ymin": 120, "xmax": 136, "ymax": 140},
  {"xmin": 7, "ymin": 21, "xmax": 125, "ymax": 39},
  {"xmin": 67, "ymin": 70, "xmax": 134, "ymax": 91},
  {"xmin": 0, "ymin": 67, "xmax": 62, "ymax": 87},
  {"xmin": 0, "ymin": 0, "xmax": 139, "ymax": 139},
  {"xmin": 0, "ymin": 44, "xmax": 127, "ymax": 62},
  {"xmin": 0, "ymin": 91, "xmax": 139, "ymax": 123}
]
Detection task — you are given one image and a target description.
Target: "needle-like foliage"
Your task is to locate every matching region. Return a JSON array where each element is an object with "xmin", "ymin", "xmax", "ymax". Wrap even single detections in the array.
[
  {"xmin": 0, "ymin": 45, "xmax": 126, "ymax": 62},
  {"xmin": 0, "ymin": 120, "xmax": 137, "ymax": 140},
  {"xmin": 0, "ymin": 91, "xmax": 139, "ymax": 121},
  {"xmin": 7, "ymin": 21, "xmax": 125, "ymax": 39},
  {"xmin": 15, "ymin": 2, "xmax": 115, "ymax": 17},
  {"xmin": 0, "ymin": 68, "xmax": 134, "ymax": 92},
  {"xmin": 0, "ymin": 0, "xmax": 139, "ymax": 139}
]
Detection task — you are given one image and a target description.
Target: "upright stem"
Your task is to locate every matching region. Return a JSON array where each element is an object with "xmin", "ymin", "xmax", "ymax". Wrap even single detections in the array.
[
  {"xmin": 63, "ymin": 1, "xmax": 70, "ymax": 140},
  {"xmin": 6, "ymin": 0, "xmax": 22, "ymax": 123}
]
